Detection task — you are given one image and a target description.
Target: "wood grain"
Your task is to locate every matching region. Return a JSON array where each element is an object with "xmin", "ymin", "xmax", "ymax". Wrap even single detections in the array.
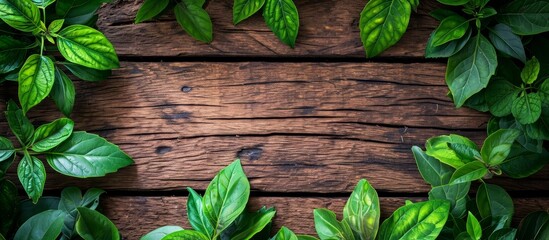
[
  {"xmin": 102, "ymin": 195, "xmax": 549, "ymax": 239},
  {"xmin": 98, "ymin": 0, "xmax": 440, "ymax": 58},
  {"xmin": 3, "ymin": 61, "xmax": 546, "ymax": 193}
]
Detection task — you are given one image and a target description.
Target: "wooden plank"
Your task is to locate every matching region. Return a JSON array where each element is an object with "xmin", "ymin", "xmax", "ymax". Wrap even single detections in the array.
[
  {"xmin": 102, "ymin": 196, "xmax": 549, "ymax": 239},
  {"xmin": 98, "ymin": 0, "xmax": 439, "ymax": 58},
  {"xmin": 2, "ymin": 61, "xmax": 547, "ymax": 193}
]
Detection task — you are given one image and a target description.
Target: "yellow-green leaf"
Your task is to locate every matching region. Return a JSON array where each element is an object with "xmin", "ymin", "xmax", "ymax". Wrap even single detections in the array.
[
  {"xmin": 0, "ymin": 0, "xmax": 41, "ymax": 32},
  {"xmin": 263, "ymin": 0, "xmax": 299, "ymax": 48},
  {"xmin": 18, "ymin": 54, "xmax": 55, "ymax": 114}
]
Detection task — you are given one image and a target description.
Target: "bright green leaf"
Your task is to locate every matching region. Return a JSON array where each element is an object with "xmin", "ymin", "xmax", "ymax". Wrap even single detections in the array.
[
  {"xmin": 436, "ymin": 0, "xmax": 470, "ymax": 6},
  {"xmin": 162, "ymin": 230, "xmax": 210, "ymax": 240},
  {"xmin": 313, "ymin": 209, "xmax": 354, "ymax": 240},
  {"xmin": 512, "ymin": 93, "xmax": 542, "ymax": 124},
  {"xmin": 32, "ymin": 0, "xmax": 56, "ymax": 7},
  {"xmin": 76, "ymin": 207, "xmax": 119, "ymax": 240},
  {"xmin": 521, "ymin": 57, "xmax": 540, "ymax": 84},
  {"xmin": 481, "ymin": 128, "xmax": 521, "ymax": 165},
  {"xmin": 466, "ymin": 212, "xmax": 482, "ymax": 240},
  {"xmin": 233, "ymin": 0, "xmax": 265, "ymax": 25},
  {"xmin": 45, "ymin": 131, "xmax": 134, "ymax": 178},
  {"xmin": 48, "ymin": 19, "xmax": 64, "ymax": 34},
  {"xmin": 476, "ymin": 183, "xmax": 514, "ymax": 226},
  {"xmin": 446, "ymin": 35, "xmax": 497, "ymax": 107},
  {"xmin": 271, "ymin": 227, "xmax": 298, "ymax": 240},
  {"xmin": 378, "ymin": 200, "xmax": 450, "ymax": 240},
  {"xmin": 449, "ymin": 161, "xmax": 487, "ymax": 184},
  {"xmin": 50, "ymin": 67, "xmax": 75, "ymax": 116},
  {"xmin": 412, "ymin": 146, "xmax": 454, "ymax": 186},
  {"xmin": 425, "ymin": 134, "xmax": 478, "ymax": 168},
  {"xmin": 296, "ymin": 235, "xmax": 318, "ymax": 240},
  {"xmin": 488, "ymin": 24, "xmax": 526, "ymax": 63},
  {"xmin": 498, "ymin": 0, "xmax": 549, "ymax": 35},
  {"xmin": 174, "ymin": 2, "xmax": 213, "ymax": 43},
  {"xmin": 227, "ymin": 207, "xmax": 276, "ymax": 240},
  {"xmin": 57, "ymin": 25, "xmax": 119, "ymax": 70},
  {"xmin": 14, "ymin": 210, "xmax": 66, "ymax": 240},
  {"xmin": 18, "ymin": 154, "xmax": 46, "ymax": 203},
  {"xmin": 18, "ymin": 54, "xmax": 55, "ymax": 114},
  {"xmin": 428, "ymin": 182, "xmax": 470, "ymax": 218},
  {"xmin": 342, "ymin": 179, "xmax": 380, "ymax": 240},
  {"xmin": 135, "ymin": 0, "xmax": 169, "ymax": 23},
  {"xmin": 425, "ymin": 28, "xmax": 471, "ymax": 58},
  {"xmin": 0, "ymin": 0, "xmax": 41, "ymax": 32},
  {"xmin": 32, "ymin": 118, "xmax": 74, "ymax": 152},
  {"xmin": 263, "ymin": 0, "xmax": 299, "ymax": 48},
  {"xmin": 140, "ymin": 226, "xmax": 184, "ymax": 240},
  {"xmin": 187, "ymin": 187, "xmax": 213, "ymax": 238},
  {"xmin": 359, "ymin": 0, "xmax": 411, "ymax": 57},
  {"xmin": 478, "ymin": 7, "xmax": 497, "ymax": 18},
  {"xmin": 432, "ymin": 15, "xmax": 470, "ymax": 46}
]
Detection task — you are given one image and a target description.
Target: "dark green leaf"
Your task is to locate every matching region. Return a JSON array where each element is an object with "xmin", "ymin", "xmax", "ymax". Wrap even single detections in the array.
[
  {"xmin": 55, "ymin": 0, "xmax": 109, "ymax": 26},
  {"xmin": 500, "ymin": 143, "xmax": 549, "ymax": 178},
  {"xmin": 540, "ymin": 79, "xmax": 549, "ymax": 103},
  {"xmin": 466, "ymin": 212, "xmax": 481, "ymax": 240},
  {"xmin": 32, "ymin": 0, "xmax": 56, "ymax": 8},
  {"xmin": 412, "ymin": 146, "xmax": 454, "ymax": 186},
  {"xmin": 517, "ymin": 211, "xmax": 549, "ymax": 240},
  {"xmin": 162, "ymin": 230, "xmax": 210, "ymax": 240},
  {"xmin": 271, "ymin": 227, "xmax": 298, "ymax": 240},
  {"xmin": 32, "ymin": 118, "xmax": 74, "ymax": 152},
  {"xmin": 18, "ymin": 196, "xmax": 60, "ymax": 225},
  {"xmin": 313, "ymin": 209, "xmax": 354, "ymax": 240},
  {"xmin": 526, "ymin": 103, "xmax": 549, "ymax": 140},
  {"xmin": 448, "ymin": 142, "xmax": 481, "ymax": 162},
  {"xmin": 476, "ymin": 183, "xmax": 513, "ymax": 226},
  {"xmin": 62, "ymin": 62, "xmax": 111, "ymax": 82},
  {"xmin": 488, "ymin": 24, "xmax": 526, "ymax": 63},
  {"xmin": 450, "ymin": 161, "xmax": 487, "ymax": 184},
  {"xmin": 432, "ymin": 15, "xmax": 469, "ymax": 46},
  {"xmin": 478, "ymin": 7, "xmax": 497, "ymax": 18},
  {"xmin": 45, "ymin": 131, "xmax": 134, "ymax": 177},
  {"xmin": 429, "ymin": 182, "xmax": 470, "ymax": 218},
  {"xmin": 0, "ymin": 136, "xmax": 14, "ymax": 163},
  {"xmin": 0, "ymin": 179, "xmax": 17, "ymax": 235},
  {"xmin": 18, "ymin": 154, "xmax": 46, "ymax": 203},
  {"xmin": 0, "ymin": 35, "xmax": 29, "ymax": 74},
  {"xmin": 203, "ymin": 159, "xmax": 250, "ymax": 238},
  {"xmin": 512, "ymin": 93, "xmax": 542, "ymax": 124},
  {"xmin": 14, "ymin": 210, "xmax": 66, "ymax": 240},
  {"xmin": 135, "ymin": 0, "xmax": 170, "ymax": 23},
  {"xmin": 343, "ymin": 179, "xmax": 380, "ymax": 240},
  {"xmin": 426, "ymin": 28, "xmax": 472, "ymax": 58},
  {"xmin": 0, "ymin": 0, "xmax": 41, "ymax": 32},
  {"xmin": 226, "ymin": 207, "xmax": 275, "ymax": 240},
  {"xmin": 463, "ymin": 89, "xmax": 489, "ymax": 112},
  {"xmin": 174, "ymin": 2, "xmax": 213, "ymax": 43},
  {"xmin": 521, "ymin": 57, "xmax": 540, "ymax": 84},
  {"xmin": 233, "ymin": 0, "xmax": 265, "ymax": 25},
  {"xmin": 489, "ymin": 228, "xmax": 516, "ymax": 240},
  {"xmin": 5, "ymin": 100, "xmax": 34, "ymax": 145},
  {"xmin": 446, "ymin": 35, "xmax": 497, "ymax": 107},
  {"xmin": 187, "ymin": 187, "xmax": 213, "ymax": 238},
  {"xmin": 481, "ymin": 129, "xmax": 521, "ymax": 166},
  {"xmin": 18, "ymin": 54, "xmax": 55, "ymax": 114},
  {"xmin": 50, "ymin": 67, "xmax": 75, "ymax": 116},
  {"xmin": 437, "ymin": 0, "xmax": 470, "ymax": 6},
  {"xmin": 359, "ymin": 0, "xmax": 411, "ymax": 57},
  {"xmin": 429, "ymin": 9, "xmax": 459, "ymax": 21},
  {"xmin": 485, "ymin": 79, "xmax": 521, "ymax": 117},
  {"xmin": 425, "ymin": 134, "xmax": 478, "ymax": 168},
  {"xmin": 57, "ymin": 25, "xmax": 119, "ymax": 70},
  {"xmin": 263, "ymin": 0, "xmax": 299, "ymax": 48},
  {"xmin": 141, "ymin": 226, "xmax": 184, "ymax": 240},
  {"xmin": 378, "ymin": 200, "xmax": 450, "ymax": 239},
  {"xmin": 76, "ymin": 207, "xmax": 119, "ymax": 240},
  {"xmin": 498, "ymin": 0, "xmax": 549, "ymax": 35}
]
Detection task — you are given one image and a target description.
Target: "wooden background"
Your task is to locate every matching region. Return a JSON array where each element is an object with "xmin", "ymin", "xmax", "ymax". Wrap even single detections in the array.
[{"xmin": 1, "ymin": 0, "xmax": 548, "ymax": 238}]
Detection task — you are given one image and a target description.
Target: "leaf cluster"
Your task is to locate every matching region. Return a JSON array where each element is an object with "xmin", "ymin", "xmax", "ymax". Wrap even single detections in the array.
[{"xmin": 0, "ymin": 0, "xmax": 120, "ymax": 116}]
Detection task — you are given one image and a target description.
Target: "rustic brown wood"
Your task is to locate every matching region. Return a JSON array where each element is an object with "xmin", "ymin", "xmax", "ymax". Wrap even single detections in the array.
[
  {"xmin": 98, "ymin": 0, "xmax": 440, "ymax": 58},
  {"xmin": 3, "ymin": 61, "xmax": 547, "ymax": 193},
  {"xmin": 102, "ymin": 196, "xmax": 549, "ymax": 239}
]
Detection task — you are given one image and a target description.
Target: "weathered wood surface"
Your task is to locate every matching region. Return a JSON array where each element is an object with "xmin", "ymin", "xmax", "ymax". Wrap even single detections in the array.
[
  {"xmin": 3, "ymin": 61, "xmax": 548, "ymax": 193},
  {"xmin": 102, "ymin": 196, "xmax": 549, "ymax": 239},
  {"xmin": 98, "ymin": 0, "xmax": 439, "ymax": 58}
]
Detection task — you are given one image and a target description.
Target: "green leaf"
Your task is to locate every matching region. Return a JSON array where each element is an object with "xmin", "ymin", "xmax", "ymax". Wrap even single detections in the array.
[
  {"xmin": 296, "ymin": 235, "xmax": 318, "ymax": 240},
  {"xmin": 512, "ymin": 93, "xmax": 542, "ymax": 124},
  {"xmin": 436, "ymin": 0, "xmax": 470, "ymax": 6},
  {"xmin": 59, "ymin": 187, "xmax": 105, "ymax": 238},
  {"xmin": 45, "ymin": 131, "xmax": 134, "ymax": 178},
  {"xmin": 521, "ymin": 57, "xmax": 540, "ymax": 84},
  {"xmin": 18, "ymin": 196, "xmax": 60, "ymax": 225},
  {"xmin": 488, "ymin": 24, "xmax": 526, "ymax": 63},
  {"xmin": 448, "ymin": 142, "xmax": 481, "ymax": 162},
  {"xmin": 313, "ymin": 209, "xmax": 354, "ymax": 240},
  {"xmin": 187, "ymin": 187, "xmax": 213, "ymax": 238},
  {"xmin": 18, "ymin": 54, "xmax": 55, "ymax": 114},
  {"xmin": 485, "ymin": 79, "xmax": 521, "ymax": 117},
  {"xmin": 14, "ymin": 210, "xmax": 66, "ymax": 240},
  {"xmin": 18, "ymin": 154, "xmax": 46, "ymax": 203},
  {"xmin": 233, "ymin": 0, "xmax": 265, "ymax": 25},
  {"xmin": 500, "ymin": 143, "xmax": 549, "ymax": 178},
  {"xmin": 517, "ymin": 211, "xmax": 549, "ymax": 240},
  {"xmin": 478, "ymin": 7, "xmax": 497, "ymax": 18},
  {"xmin": 412, "ymin": 146, "xmax": 454, "ymax": 186},
  {"xmin": 425, "ymin": 28, "xmax": 471, "ymax": 58},
  {"xmin": 0, "ymin": 136, "xmax": 14, "ymax": 163},
  {"xmin": 526, "ymin": 104, "xmax": 549, "ymax": 141},
  {"xmin": 449, "ymin": 161, "xmax": 487, "ymax": 184},
  {"xmin": 32, "ymin": 0, "xmax": 56, "ymax": 7},
  {"xmin": 476, "ymin": 183, "xmax": 513, "ymax": 226},
  {"xmin": 271, "ymin": 227, "xmax": 298, "ymax": 240},
  {"xmin": 174, "ymin": 2, "xmax": 213, "ymax": 43},
  {"xmin": 0, "ymin": 179, "xmax": 17, "ymax": 236},
  {"xmin": 498, "ymin": 0, "xmax": 549, "ymax": 35},
  {"xmin": 432, "ymin": 15, "xmax": 470, "ymax": 47},
  {"xmin": 359, "ymin": 0, "xmax": 411, "ymax": 57},
  {"xmin": 428, "ymin": 182, "xmax": 470, "ymax": 218},
  {"xmin": 263, "ymin": 0, "xmax": 299, "ymax": 48},
  {"xmin": 0, "ymin": 0, "xmax": 41, "ymax": 32},
  {"xmin": 429, "ymin": 9, "xmax": 459, "ymax": 21},
  {"xmin": 378, "ymin": 200, "xmax": 450, "ymax": 240},
  {"xmin": 203, "ymin": 159, "xmax": 250, "ymax": 237},
  {"xmin": 481, "ymin": 129, "xmax": 521, "ymax": 166},
  {"xmin": 466, "ymin": 212, "xmax": 482, "ymax": 240},
  {"xmin": 5, "ymin": 100, "xmax": 34, "ymax": 145},
  {"xmin": 48, "ymin": 19, "xmax": 64, "ymax": 34},
  {"xmin": 540, "ymin": 79, "xmax": 549, "ymax": 103},
  {"xmin": 446, "ymin": 35, "xmax": 497, "ymax": 107},
  {"xmin": 57, "ymin": 25, "xmax": 119, "ymax": 70},
  {"xmin": 488, "ymin": 228, "xmax": 516, "ymax": 240},
  {"xmin": 32, "ymin": 118, "xmax": 74, "ymax": 152},
  {"xmin": 342, "ymin": 179, "xmax": 380, "ymax": 240},
  {"xmin": 425, "ymin": 134, "xmax": 478, "ymax": 168},
  {"xmin": 62, "ymin": 62, "xmax": 111, "ymax": 82},
  {"xmin": 140, "ymin": 226, "xmax": 184, "ymax": 240},
  {"xmin": 76, "ymin": 207, "xmax": 119, "ymax": 240},
  {"xmin": 50, "ymin": 67, "xmax": 75, "ymax": 116},
  {"xmin": 55, "ymin": 0, "xmax": 108, "ymax": 26},
  {"xmin": 0, "ymin": 35, "xmax": 29, "ymax": 74},
  {"xmin": 227, "ymin": 207, "xmax": 276, "ymax": 240},
  {"xmin": 135, "ymin": 0, "xmax": 169, "ymax": 23},
  {"xmin": 162, "ymin": 230, "xmax": 210, "ymax": 240},
  {"xmin": 186, "ymin": 0, "xmax": 206, "ymax": 7}
]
